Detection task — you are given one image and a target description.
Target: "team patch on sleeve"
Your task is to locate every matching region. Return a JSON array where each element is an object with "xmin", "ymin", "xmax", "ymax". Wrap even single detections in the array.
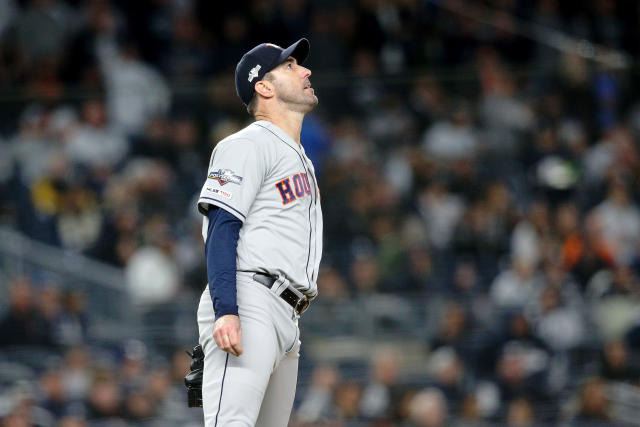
[
  {"xmin": 208, "ymin": 169, "xmax": 243, "ymax": 186},
  {"xmin": 206, "ymin": 187, "xmax": 233, "ymax": 199}
]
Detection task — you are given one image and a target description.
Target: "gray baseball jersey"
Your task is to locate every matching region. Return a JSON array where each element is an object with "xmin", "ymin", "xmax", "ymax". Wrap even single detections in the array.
[{"xmin": 197, "ymin": 120, "xmax": 322, "ymax": 298}]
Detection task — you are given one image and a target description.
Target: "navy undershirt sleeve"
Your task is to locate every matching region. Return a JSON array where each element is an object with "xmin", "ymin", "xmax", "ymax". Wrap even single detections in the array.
[{"xmin": 205, "ymin": 207, "xmax": 243, "ymax": 321}]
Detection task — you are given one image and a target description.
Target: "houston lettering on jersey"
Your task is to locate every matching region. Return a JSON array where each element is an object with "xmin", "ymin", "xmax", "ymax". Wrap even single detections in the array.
[{"xmin": 275, "ymin": 172, "xmax": 312, "ymax": 205}]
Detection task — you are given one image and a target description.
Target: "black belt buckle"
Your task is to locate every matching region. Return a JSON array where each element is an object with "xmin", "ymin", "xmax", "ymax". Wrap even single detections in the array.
[{"xmin": 295, "ymin": 297, "xmax": 310, "ymax": 315}]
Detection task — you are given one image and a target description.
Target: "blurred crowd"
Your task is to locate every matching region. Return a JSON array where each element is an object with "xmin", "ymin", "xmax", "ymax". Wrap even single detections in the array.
[
  {"xmin": 0, "ymin": 276, "xmax": 198, "ymax": 426},
  {"xmin": 1, "ymin": 0, "xmax": 640, "ymax": 426}
]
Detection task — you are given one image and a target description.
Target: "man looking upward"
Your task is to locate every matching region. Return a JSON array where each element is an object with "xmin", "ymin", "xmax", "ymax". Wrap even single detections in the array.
[{"xmin": 195, "ymin": 38, "xmax": 323, "ymax": 426}]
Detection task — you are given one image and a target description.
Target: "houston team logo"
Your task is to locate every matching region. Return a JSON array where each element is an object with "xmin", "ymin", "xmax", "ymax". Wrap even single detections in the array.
[
  {"xmin": 208, "ymin": 169, "xmax": 243, "ymax": 186},
  {"xmin": 275, "ymin": 173, "xmax": 312, "ymax": 204}
]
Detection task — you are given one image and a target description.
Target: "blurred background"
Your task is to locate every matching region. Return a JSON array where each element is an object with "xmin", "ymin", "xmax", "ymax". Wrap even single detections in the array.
[{"xmin": 1, "ymin": 0, "xmax": 640, "ymax": 426}]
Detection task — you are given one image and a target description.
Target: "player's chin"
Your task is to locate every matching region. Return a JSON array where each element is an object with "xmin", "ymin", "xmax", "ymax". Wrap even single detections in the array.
[
  {"xmin": 298, "ymin": 98, "xmax": 318, "ymax": 114},
  {"xmin": 291, "ymin": 95, "xmax": 318, "ymax": 113},
  {"xmin": 307, "ymin": 94, "xmax": 319, "ymax": 109}
]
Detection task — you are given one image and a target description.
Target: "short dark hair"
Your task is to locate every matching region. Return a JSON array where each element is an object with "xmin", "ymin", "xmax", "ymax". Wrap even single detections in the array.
[{"xmin": 246, "ymin": 72, "xmax": 275, "ymax": 116}]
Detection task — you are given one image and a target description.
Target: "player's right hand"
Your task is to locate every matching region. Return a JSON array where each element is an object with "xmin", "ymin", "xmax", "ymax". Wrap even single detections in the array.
[{"xmin": 213, "ymin": 314, "xmax": 243, "ymax": 357}]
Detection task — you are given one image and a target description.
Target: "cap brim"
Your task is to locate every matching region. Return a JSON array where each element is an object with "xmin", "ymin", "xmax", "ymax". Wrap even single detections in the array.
[{"xmin": 278, "ymin": 38, "xmax": 310, "ymax": 66}]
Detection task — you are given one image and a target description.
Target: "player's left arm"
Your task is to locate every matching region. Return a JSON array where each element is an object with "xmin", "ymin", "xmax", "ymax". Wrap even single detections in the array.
[{"xmin": 205, "ymin": 207, "xmax": 243, "ymax": 356}]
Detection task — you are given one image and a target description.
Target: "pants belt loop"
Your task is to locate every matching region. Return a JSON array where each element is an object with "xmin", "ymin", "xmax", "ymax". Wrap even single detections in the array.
[{"xmin": 272, "ymin": 275, "xmax": 289, "ymax": 296}]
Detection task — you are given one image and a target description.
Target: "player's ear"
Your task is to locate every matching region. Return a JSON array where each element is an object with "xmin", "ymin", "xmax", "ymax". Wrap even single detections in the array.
[{"xmin": 254, "ymin": 80, "xmax": 274, "ymax": 99}]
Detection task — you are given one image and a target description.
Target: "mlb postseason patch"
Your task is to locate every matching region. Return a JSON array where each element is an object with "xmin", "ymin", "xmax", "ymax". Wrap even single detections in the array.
[
  {"xmin": 207, "ymin": 188, "xmax": 233, "ymax": 199},
  {"xmin": 208, "ymin": 169, "xmax": 243, "ymax": 186}
]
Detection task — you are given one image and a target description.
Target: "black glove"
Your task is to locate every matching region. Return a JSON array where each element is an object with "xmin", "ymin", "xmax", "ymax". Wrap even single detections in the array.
[{"xmin": 184, "ymin": 344, "xmax": 204, "ymax": 408}]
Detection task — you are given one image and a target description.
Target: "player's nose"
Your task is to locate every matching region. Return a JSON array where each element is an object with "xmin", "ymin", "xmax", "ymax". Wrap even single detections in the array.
[{"xmin": 300, "ymin": 66, "xmax": 311, "ymax": 79}]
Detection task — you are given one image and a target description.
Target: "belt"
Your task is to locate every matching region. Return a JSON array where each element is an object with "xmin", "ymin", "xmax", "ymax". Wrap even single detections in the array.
[{"xmin": 252, "ymin": 273, "xmax": 310, "ymax": 315}]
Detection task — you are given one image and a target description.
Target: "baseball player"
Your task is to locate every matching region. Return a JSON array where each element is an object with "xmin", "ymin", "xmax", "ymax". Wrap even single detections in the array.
[{"xmin": 194, "ymin": 38, "xmax": 322, "ymax": 426}]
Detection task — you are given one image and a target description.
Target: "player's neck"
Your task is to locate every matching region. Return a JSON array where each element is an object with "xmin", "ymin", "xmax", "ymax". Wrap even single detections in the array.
[{"xmin": 254, "ymin": 110, "xmax": 304, "ymax": 146}]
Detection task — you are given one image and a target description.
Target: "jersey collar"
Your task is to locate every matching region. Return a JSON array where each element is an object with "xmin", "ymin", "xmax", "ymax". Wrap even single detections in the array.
[{"xmin": 253, "ymin": 120, "xmax": 304, "ymax": 152}]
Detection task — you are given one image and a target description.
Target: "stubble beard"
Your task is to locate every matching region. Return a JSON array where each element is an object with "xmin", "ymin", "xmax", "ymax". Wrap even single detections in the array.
[{"xmin": 275, "ymin": 81, "xmax": 318, "ymax": 113}]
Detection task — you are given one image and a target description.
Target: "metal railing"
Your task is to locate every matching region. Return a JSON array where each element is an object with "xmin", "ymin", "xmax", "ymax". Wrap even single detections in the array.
[{"xmin": 0, "ymin": 226, "xmax": 137, "ymax": 342}]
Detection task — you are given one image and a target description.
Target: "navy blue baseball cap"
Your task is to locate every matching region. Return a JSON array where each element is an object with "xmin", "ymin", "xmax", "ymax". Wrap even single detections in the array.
[{"xmin": 235, "ymin": 38, "xmax": 310, "ymax": 105}]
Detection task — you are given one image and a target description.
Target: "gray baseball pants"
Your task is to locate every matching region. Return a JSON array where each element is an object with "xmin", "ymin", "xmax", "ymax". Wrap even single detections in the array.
[{"xmin": 197, "ymin": 272, "xmax": 301, "ymax": 426}]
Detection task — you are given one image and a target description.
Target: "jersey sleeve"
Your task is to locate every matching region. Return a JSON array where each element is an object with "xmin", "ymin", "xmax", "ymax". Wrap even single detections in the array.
[
  {"xmin": 205, "ymin": 208, "xmax": 242, "ymax": 320},
  {"xmin": 197, "ymin": 138, "xmax": 265, "ymax": 222}
]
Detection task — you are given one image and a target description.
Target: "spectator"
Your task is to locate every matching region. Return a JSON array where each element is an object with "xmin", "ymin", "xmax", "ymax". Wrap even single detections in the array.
[
  {"xmin": 599, "ymin": 340, "xmax": 640, "ymax": 383},
  {"xmin": 124, "ymin": 216, "xmax": 179, "ymax": 305},
  {"xmin": 118, "ymin": 339, "xmax": 148, "ymax": 390},
  {"xmin": 587, "ymin": 179, "xmax": 640, "ymax": 266},
  {"xmin": 587, "ymin": 265, "xmax": 640, "ymax": 340},
  {"xmin": 490, "ymin": 258, "xmax": 542, "ymax": 310},
  {"xmin": 55, "ymin": 183, "xmax": 103, "ymax": 251},
  {"xmin": 61, "ymin": 346, "xmax": 92, "ymax": 401},
  {"xmin": 333, "ymin": 380, "xmax": 362, "ymax": 422},
  {"xmin": 57, "ymin": 290, "xmax": 88, "ymax": 347},
  {"xmin": 430, "ymin": 302, "xmax": 472, "ymax": 360},
  {"xmin": 479, "ymin": 313, "xmax": 552, "ymax": 405},
  {"xmin": 145, "ymin": 366, "xmax": 172, "ymax": 415},
  {"xmin": 317, "ymin": 265, "xmax": 350, "ymax": 302},
  {"xmin": 421, "ymin": 101, "xmax": 478, "ymax": 162},
  {"xmin": 37, "ymin": 283, "xmax": 65, "ymax": 347},
  {"xmin": 350, "ymin": 251, "xmax": 382, "ymax": 295},
  {"xmin": 417, "ymin": 180, "xmax": 465, "ymax": 251},
  {"xmin": 121, "ymin": 384, "xmax": 154, "ymax": 421},
  {"xmin": 407, "ymin": 387, "xmax": 448, "ymax": 427},
  {"xmin": 510, "ymin": 200, "xmax": 550, "ymax": 271},
  {"xmin": 10, "ymin": 105, "xmax": 60, "ymax": 186},
  {"xmin": 64, "ymin": 98, "xmax": 127, "ymax": 170},
  {"xmin": 505, "ymin": 397, "xmax": 535, "ymax": 427},
  {"xmin": 359, "ymin": 346, "xmax": 402, "ymax": 420},
  {"xmin": 130, "ymin": 115, "xmax": 174, "ymax": 162},
  {"xmin": 529, "ymin": 284, "xmax": 585, "ymax": 351},
  {"xmin": 0, "ymin": 276, "xmax": 53, "ymax": 347},
  {"xmin": 582, "ymin": 126, "xmax": 632, "ymax": 186},
  {"xmin": 403, "ymin": 244, "xmax": 435, "ymax": 293},
  {"xmin": 427, "ymin": 346, "xmax": 466, "ymax": 409},
  {"xmin": 571, "ymin": 377, "xmax": 610, "ymax": 424},
  {"xmin": 555, "ymin": 201, "xmax": 608, "ymax": 289},
  {"xmin": 85, "ymin": 373, "xmax": 122, "ymax": 421},
  {"xmin": 38, "ymin": 368, "xmax": 69, "ymax": 419},
  {"xmin": 295, "ymin": 365, "xmax": 339, "ymax": 424},
  {"xmin": 161, "ymin": 11, "xmax": 211, "ymax": 82},
  {"xmin": 96, "ymin": 31, "xmax": 170, "ymax": 135}
]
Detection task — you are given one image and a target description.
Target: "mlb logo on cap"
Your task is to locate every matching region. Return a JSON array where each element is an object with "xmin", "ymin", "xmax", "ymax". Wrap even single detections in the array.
[{"xmin": 235, "ymin": 38, "xmax": 310, "ymax": 105}]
